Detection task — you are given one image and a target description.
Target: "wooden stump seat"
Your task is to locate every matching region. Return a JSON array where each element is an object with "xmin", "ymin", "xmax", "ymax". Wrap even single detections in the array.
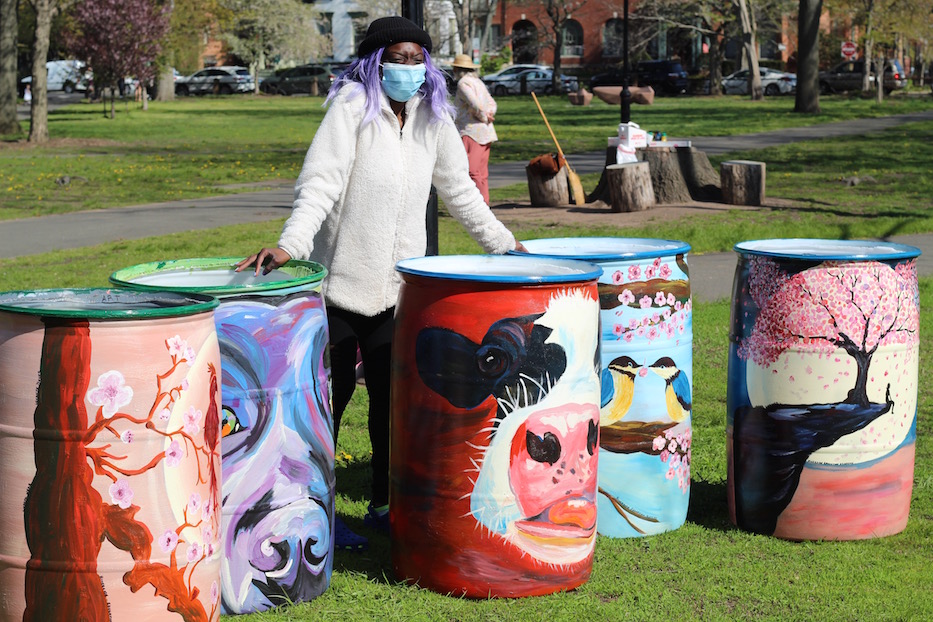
[{"xmin": 721, "ymin": 160, "xmax": 766, "ymax": 206}]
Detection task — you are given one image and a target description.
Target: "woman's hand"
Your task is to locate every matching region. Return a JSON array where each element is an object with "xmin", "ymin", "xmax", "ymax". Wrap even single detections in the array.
[
  {"xmin": 514, "ymin": 240, "xmax": 528, "ymax": 253},
  {"xmin": 235, "ymin": 247, "xmax": 292, "ymax": 276}
]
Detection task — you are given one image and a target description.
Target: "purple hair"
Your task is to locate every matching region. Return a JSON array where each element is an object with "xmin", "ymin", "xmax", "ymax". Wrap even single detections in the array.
[{"xmin": 326, "ymin": 47, "xmax": 454, "ymax": 127}]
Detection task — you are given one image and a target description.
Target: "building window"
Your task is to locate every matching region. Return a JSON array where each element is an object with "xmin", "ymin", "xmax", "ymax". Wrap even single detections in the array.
[
  {"xmin": 603, "ymin": 18, "xmax": 624, "ymax": 58},
  {"xmin": 561, "ymin": 20, "xmax": 583, "ymax": 57}
]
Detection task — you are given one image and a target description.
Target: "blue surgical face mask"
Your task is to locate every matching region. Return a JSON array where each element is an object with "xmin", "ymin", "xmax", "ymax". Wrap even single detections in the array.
[{"xmin": 381, "ymin": 62, "xmax": 426, "ymax": 102}]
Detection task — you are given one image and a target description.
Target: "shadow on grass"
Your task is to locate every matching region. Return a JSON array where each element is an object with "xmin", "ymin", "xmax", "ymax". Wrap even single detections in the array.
[{"xmin": 686, "ymin": 479, "xmax": 738, "ymax": 533}]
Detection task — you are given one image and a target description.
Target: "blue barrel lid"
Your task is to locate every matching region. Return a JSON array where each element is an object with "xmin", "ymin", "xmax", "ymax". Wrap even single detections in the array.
[
  {"xmin": 734, "ymin": 239, "xmax": 922, "ymax": 261},
  {"xmin": 110, "ymin": 257, "xmax": 327, "ymax": 297},
  {"xmin": 514, "ymin": 237, "xmax": 691, "ymax": 261},
  {"xmin": 396, "ymin": 254, "xmax": 603, "ymax": 283},
  {"xmin": 0, "ymin": 288, "xmax": 218, "ymax": 319}
]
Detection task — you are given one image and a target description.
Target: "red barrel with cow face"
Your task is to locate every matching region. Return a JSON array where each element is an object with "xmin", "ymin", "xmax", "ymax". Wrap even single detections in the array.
[{"xmin": 391, "ymin": 255, "xmax": 603, "ymax": 597}]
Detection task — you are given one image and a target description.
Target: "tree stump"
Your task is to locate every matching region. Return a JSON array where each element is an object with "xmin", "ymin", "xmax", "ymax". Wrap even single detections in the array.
[
  {"xmin": 721, "ymin": 160, "xmax": 766, "ymax": 206},
  {"xmin": 607, "ymin": 162, "xmax": 655, "ymax": 212},
  {"xmin": 526, "ymin": 165, "xmax": 569, "ymax": 206},
  {"xmin": 675, "ymin": 147, "xmax": 722, "ymax": 202},
  {"xmin": 641, "ymin": 148, "xmax": 692, "ymax": 204}
]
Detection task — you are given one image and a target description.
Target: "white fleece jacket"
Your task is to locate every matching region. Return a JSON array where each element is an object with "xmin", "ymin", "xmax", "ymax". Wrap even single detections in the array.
[{"xmin": 278, "ymin": 86, "xmax": 517, "ymax": 317}]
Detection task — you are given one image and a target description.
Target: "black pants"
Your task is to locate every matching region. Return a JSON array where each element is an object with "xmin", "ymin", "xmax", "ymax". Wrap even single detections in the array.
[{"xmin": 327, "ymin": 305, "xmax": 394, "ymax": 507}]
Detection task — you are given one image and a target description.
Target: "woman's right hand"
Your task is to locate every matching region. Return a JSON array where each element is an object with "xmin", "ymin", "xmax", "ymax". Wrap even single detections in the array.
[{"xmin": 235, "ymin": 247, "xmax": 292, "ymax": 276}]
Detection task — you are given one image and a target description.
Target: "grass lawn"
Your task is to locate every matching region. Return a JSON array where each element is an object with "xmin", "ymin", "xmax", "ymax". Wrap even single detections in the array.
[{"xmin": 0, "ymin": 93, "xmax": 931, "ymax": 620}]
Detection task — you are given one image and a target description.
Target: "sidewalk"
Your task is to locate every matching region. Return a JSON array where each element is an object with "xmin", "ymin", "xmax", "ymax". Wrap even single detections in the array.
[{"xmin": 3, "ymin": 110, "xmax": 932, "ymax": 301}]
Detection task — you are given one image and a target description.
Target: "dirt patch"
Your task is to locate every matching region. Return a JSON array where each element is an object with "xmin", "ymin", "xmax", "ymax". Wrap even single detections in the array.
[
  {"xmin": 0, "ymin": 137, "xmax": 123, "ymax": 150},
  {"xmin": 490, "ymin": 197, "xmax": 790, "ymax": 229}
]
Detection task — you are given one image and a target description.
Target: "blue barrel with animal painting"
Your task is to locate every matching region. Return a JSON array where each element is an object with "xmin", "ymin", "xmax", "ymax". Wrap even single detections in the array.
[
  {"xmin": 514, "ymin": 238, "xmax": 693, "ymax": 537},
  {"xmin": 110, "ymin": 258, "xmax": 333, "ymax": 613}
]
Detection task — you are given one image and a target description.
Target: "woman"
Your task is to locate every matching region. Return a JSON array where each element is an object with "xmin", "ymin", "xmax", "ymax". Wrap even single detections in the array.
[
  {"xmin": 237, "ymin": 16, "xmax": 525, "ymax": 550},
  {"xmin": 451, "ymin": 53, "xmax": 497, "ymax": 203}
]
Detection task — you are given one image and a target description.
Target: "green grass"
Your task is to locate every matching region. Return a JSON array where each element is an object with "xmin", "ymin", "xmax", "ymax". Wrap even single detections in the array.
[
  {"xmin": 2, "ymin": 93, "xmax": 932, "ymax": 220},
  {"xmin": 1, "ymin": 94, "xmax": 932, "ymax": 620}
]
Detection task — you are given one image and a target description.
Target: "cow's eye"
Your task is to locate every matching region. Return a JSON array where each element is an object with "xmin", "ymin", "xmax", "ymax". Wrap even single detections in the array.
[{"xmin": 476, "ymin": 344, "xmax": 509, "ymax": 376}]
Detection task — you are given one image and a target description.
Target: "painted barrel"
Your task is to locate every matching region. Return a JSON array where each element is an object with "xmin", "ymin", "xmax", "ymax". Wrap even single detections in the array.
[
  {"xmin": 0, "ymin": 288, "xmax": 222, "ymax": 621},
  {"xmin": 728, "ymin": 239, "xmax": 921, "ymax": 540},
  {"xmin": 109, "ymin": 258, "xmax": 333, "ymax": 613},
  {"xmin": 514, "ymin": 238, "xmax": 694, "ymax": 538},
  {"xmin": 392, "ymin": 255, "xmax": 603, "ymax": 597}
]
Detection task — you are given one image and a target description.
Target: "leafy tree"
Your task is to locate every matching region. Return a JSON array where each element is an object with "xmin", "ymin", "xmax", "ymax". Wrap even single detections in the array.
[
  {"xmin": 794, "ymin": 0, "xmax": 822, "ymax": 113},
  {"xmin": 26, "ymin": 0, "xmax": 77, "ymax": 143},
  {"xmin": 0, "ymin": 0, "xmax": 20, "ymax": 135},
  {"xmin": 66, "ymin": 0, "xmax": 170, "ymax": 118},
  {"xmin": 218, "ymin": 0, "xmax": 329, "ymax": 93},
  {"xmin": 734, "ymin": 0, "xmax": 763, "ymax": 99},
  {"xmin": 155, "ymin": 0, "xmax": 227, "ymax": 102}
]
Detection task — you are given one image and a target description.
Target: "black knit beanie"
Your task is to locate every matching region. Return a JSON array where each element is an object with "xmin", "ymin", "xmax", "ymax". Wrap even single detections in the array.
[{"xmin": 357, "ymin": 16, "xmax": 433, "ymax": 58}]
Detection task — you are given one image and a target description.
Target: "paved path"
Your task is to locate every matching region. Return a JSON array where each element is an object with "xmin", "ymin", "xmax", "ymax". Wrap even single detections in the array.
[{"xmin": 3, "ymin": 109, "xmax": 932, "ymax": 301}]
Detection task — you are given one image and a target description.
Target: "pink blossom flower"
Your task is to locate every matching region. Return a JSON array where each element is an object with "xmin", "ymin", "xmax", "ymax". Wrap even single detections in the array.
[
  {"xmin": 202, "ymin": 525, "xmax": 214, "ymax": 544},
  {"xmin": 109, "ymin": 479, "xmax": 134, "ymax": 509},
  {"xmin": 653, "ymin": 257, "xmax": 662, "ymax": 268},
  {"xmin": 165, "ymin": 441, "xmax": 183, "ymax": 467},
  {"xmin": 167, "ymin": 335, "xmax": 188, "ymax": 358},
  {"xmin": 660, "ymin": 264, "xmax": 672, "ymax": 279},
  {"xmin": 120, "ymin": 430, "xmax": 133, "ymax": 444},
  {"xmin": 159, "ymin": 407, "xmax": 171, "ymax": 422},
  {"xmin": 667, "ymin": 293, "xmax": 676, "ymax": 306},
  {"xmin": 645, "ymin": 265, "xmax": 657, "ymax": 278},
  {"xmin": 620, "ymin": 289, "xmax": 636, "ymax": 305},
  {"xmin": 184, "ymin": 406, "xmax": 202, "ymax": 435},
  {"xmin": 211, "ymin": 581, "xmax": 219, "ymax": 602},
  {"xmin": 612, "ymin": 323, "xmax": 624, "ymax": 336},
  {"xmin": 639, "ymin": 295, "xmax": 652, "ymax": 309},
  {"xmin": 180, "ymin": 378, "xmax": 189, "ymax": 392},
  {"xmin": 612, "ymin": 270, "xmax": 625, "ymax": 285},
  {"xmin": 659, "ymin": 450, "xmax": 670, "ymax": 462},
  {"xmin": 668, "ymin": 438, "xmax": 679, "ymax": 452},
  {"xmin": 623, "ymin": 333, "xmax": 634, "ymax": 343},
  {"xmin": 188, "ymin": 492, "xmax": 202, "ymax": 513},
  {"xmin": 638, "ymin": 365, "xmax": 649, "ymax": 377},
  {"xmin": 158, "ymin": 530, "xmax": 179, "ymax": 553},
  {"xmin": 652, "ymin": 436, "xmax": 666, "ymax": 451},
  {"xmin": 674, "ymin": 300, "xmax": 682, "ymax": 311},
  {"xmin": 87, "ymin": 370, "xmax": 133, "ymax": 417},
  {"xmin": 647, "ymin": 326, "xmax": 659, "ymax": 341},
  {"xmin": 665, "ymin": 467, "xmax": 675, "ymax": 480},
  {"xmin": 186, "ymin": 542, "xmax": 202, "ymax": 563},
  {"xmin": 184, "ymin": 346, "xmax": 196, "ymax": 365},
  {"xmin": 628, "ymin": 265, "xmax": 641, "ymax": 280}
]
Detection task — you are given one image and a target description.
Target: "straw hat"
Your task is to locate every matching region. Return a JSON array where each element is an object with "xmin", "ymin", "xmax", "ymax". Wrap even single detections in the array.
[{"xmin": 451, "ymin": 54, "xmax": 480, "ymax": 70}]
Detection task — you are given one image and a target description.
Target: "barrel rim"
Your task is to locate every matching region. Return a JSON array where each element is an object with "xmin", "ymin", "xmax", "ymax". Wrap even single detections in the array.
[
  {"xmin": 734, "ymin": 238, "xmax": 922, "ymax": 261},
  {"xmin": 0, "ymin": 288, "xmax": 219, "ymax": 319},
  {"xmin": 513, "ymin": 237, "xmax": 692, "ymax": 261},
  {"xmin": 396, "ymin": 254, "xmax": 603, "ymax": 283},
  {"xmin": 109, "ymin": 257, "xmax": 327, "ymax": 296}
]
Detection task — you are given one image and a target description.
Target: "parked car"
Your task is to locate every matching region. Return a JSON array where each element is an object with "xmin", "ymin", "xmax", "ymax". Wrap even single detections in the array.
[
  {"xmin": 818, "ymin": 59, "xmax": 908, "ymax": 94},
  {"xmin": 589, "ymin": 60, "xmax": 688, "ymax": 95},
  {"xmin": 722, "ymin": 67, "xmax": 796, "ymax": 95},
  {"xmin": 260, "ymin": 63, "xmax": 343, "ymax": 95},
  {"xmin": 20, "ymin": 60, "xmax": 88, "ymax": 94},
  {"xmin": 480, "ymin": 64, "xmax": 549, "ymax": 92},
  {"xmin": 636, "ymin": 60, "xmax": 689, "ymax": 95},
  {"xmin": 175, "ymin": 66, "xmax": 254, "ymax": 96},
  {"xmin": 483, "ymin": 68, "xmax": 577, "ymax": 95}
]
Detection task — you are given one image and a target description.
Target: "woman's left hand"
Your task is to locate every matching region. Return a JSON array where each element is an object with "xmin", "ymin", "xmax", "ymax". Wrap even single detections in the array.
[{"xmin": 514, "ymin": 240, "xmax": 528, "ymax": 253}]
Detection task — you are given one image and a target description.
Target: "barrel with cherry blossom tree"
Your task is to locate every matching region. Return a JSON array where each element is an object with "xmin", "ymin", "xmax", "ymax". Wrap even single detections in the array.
[
  {"xmin": 513, "ymin": 238, "xmax": 694, "ymax": 538},
  {"xmin": 728, "ymin": 239, "xmax": 921, "ymax": 540},
  {"xmin": 0, "ymin": 288, "xmax": 222, "ymax": 621}
]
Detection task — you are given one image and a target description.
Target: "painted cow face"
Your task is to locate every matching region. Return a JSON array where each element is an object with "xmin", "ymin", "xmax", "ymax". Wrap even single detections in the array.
[
  {"xmin": 217, "ymin": 295, "xmax": 334, "ymax": 614},
  {"xmin": 416, "ymin": 290, "xmax": 600, "ymax": 564}
]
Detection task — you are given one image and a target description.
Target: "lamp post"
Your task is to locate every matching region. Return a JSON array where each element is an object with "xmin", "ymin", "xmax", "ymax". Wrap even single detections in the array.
[
  {"xmin": 620, "ymin": 0, "xmax": 632, "ymax": 124},
  {"xmin": 402, "ymin": 0, "xmax": 439, "ymax": 256}
]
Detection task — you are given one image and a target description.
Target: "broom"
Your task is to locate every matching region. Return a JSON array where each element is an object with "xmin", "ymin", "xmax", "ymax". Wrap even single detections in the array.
[{"xmin": 531, "ymin": 92, "xmax": 585, "ymax": 206}]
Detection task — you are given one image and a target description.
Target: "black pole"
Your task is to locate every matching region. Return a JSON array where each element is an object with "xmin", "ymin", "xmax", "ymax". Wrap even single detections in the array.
[
  {"xmin": 402, "ymin": 0, "xmax": 439, "ymax": 256},
  {"xmin": 620, "ymin": 0, "xmax": 632, "ymax": 124}
]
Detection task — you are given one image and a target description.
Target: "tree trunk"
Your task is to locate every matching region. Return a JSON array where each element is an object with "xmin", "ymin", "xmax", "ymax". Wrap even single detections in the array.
[
  {"xmin": 721, "ymin": 160, "xmax": 766, "ymax": 206},
  {"xmin": 862, "ymin": 4, "xmax": 875, "ymax": 93},
  {"xmin": 526, "ymin": 164, "xmax": 569, "ymax": 206},
  {"xmin": 794, "ymin": 0, "xmax": 822, "ymax": 113},
  {"xmin": 875, "ymin": 53, "xmax": 884, "ymax": 104},
  {"xmin": 0, "ymin": 0, "xmax": 21, "ymax": 135},
  {"xmin": 23, "ymin": 320, "xmax": 110, "ymax": 620},
  {"xmin": 736, "ymin": 0, "xmax": 762, "ymax": 100},
  {"xmin": 156, "ymin": 63, "xmax": 175, "ymax": 101},
  {"xmin": 552, "ymin": 26, "xmax": 563, "ymax": 93},
  {"xmin": 28, "ymin": 0, "xmax": 55, "ymax": 143},
  {"xmin": 708, "ymin": 26, "xmax": 723, "ymax": 96},
  {"xmin": 607, "ymin": 162, "xmax": 654, "ymax": 212},
  {"xmin": 846, "ymin": 349, "xmax": 872, "ymax": 407}
]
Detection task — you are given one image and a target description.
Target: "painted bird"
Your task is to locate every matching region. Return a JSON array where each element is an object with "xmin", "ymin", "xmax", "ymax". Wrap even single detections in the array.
[
  {"xmin": 649, "ymin": 357, "xmax": 691, "ymax": 422},
  {"xmin": 600, "ymin": 356, "xmax": 640, "ymax": 425}
]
